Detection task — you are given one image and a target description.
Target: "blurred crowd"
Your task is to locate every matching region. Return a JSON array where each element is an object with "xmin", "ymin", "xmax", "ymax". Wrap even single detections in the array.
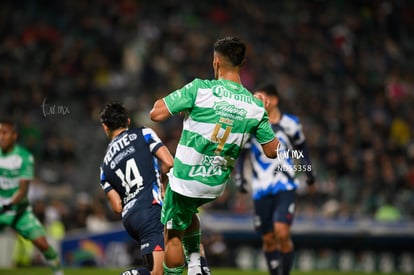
[{"xmin": 1, "ymin": 0, "xmax": 414, "ymax": 237}]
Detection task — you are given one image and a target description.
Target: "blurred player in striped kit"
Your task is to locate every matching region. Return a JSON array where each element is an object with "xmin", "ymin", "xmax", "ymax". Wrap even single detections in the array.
[
  {"xmin": 235, "ymin": 83, "xmax": 315, "ymax": 275},
  {"xmin": 150, "ymin": 36, "xmax": 279, "ymax": 275},
  {"xmin": 0, "ymin": 119, "xmax": 64, "ymax": 275}
]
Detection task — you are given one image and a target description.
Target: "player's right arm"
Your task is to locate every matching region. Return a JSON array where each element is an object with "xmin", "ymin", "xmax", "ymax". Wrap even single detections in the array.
[
  {"xmin": 150, "ymin": 99, "xmax": 171, "ymax": 122},
  {"xmin": 261, "ymin": 138, "xmax": 279, "ymax": 159},
  {"xmin": 106, "ymin": 189, "xmax": 122, "ymax": 214},
  {"xmin": 150, "ymin": 79, "xmax": 198, "ymax": 122},
  {"xmin": 155, "ymin": 145, "xmax": 174, "ymax": 175}
]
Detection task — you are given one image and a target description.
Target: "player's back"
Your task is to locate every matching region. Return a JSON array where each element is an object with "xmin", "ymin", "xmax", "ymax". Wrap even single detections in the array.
[
  {"xmin": 166, "ymin": 78, "xmax": 274, "ymax": 198},
  {"xmin": 100, "ymin": 127, "xmax": 163, "ymax": 211}
]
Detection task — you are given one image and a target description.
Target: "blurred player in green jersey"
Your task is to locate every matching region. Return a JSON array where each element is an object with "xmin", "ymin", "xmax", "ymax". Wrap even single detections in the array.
[
  {"xmin": 150, "ymin": 36, "xmax": 279, "ymax": 275},
  {"xmin": 0, "ymin": 119, "xmax": 64, "ymax": 275}
]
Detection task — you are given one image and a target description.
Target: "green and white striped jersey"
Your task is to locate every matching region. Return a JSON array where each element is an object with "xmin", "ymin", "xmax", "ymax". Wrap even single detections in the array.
[
  {"xmin": 163, "ymin": 78, "xmax": 275, "ymax": 198},
  {"xmin": 0, "ymin": 145, "xmax": 34, "ymax": 206}
]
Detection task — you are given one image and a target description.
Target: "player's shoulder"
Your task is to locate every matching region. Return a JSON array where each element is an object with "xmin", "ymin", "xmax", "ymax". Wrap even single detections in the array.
[
  {"xmin": 138, "ymin": 126, "xmax": 156, "ymax": 135},
  {"xmin": 192, "ymin": 78, "xmax": 217, "ymax": 87},
  {"xmin": 14, "ymin": 145, "xmax": 34, "ymax": 162},
  {"xmin": 136, "ymin": 126, "xmax": 162, "ymax": 143},
  {"xmin": 14, "ymin": 144, "xmax": 33, "ymax": 156}
]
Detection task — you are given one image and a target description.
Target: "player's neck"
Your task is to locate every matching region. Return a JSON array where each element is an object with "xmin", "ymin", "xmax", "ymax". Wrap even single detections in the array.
[
  {"xmin": 110, "ymin": 128, "xmax": 128, "ymax": 140},
  {"xmin": 218, "ymin": 71, "xmax": 241, "ymax": 84},
  {"xmin": 268, "ymin": 108, "xmax": 281, "ymax": 124},
  {"xmin": 1, "ymin": 145, "xmax": 14, "ymax": 154}
]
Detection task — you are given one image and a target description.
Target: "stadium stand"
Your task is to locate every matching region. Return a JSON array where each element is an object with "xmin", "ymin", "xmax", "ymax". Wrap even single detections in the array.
[{"xmin": 1, "ymin": 0, "xmax": 414, "ymax": 247}]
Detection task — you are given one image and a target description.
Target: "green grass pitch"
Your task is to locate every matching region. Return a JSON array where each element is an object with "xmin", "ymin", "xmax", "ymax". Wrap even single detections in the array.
[{"xmin": 0, "ymin": 267, "xmax": 409, "ymax": 275}]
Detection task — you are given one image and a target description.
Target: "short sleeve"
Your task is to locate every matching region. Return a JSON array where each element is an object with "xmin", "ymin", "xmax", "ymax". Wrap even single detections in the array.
[
  {"xmin": 254, "ymin": 112, "xmax": 276, "ymax": 144},
  {"xmin": 163, "ymin": 79, "xmax": 199, "ymax": 115},
  {"xmin": 142, "ymin": 127, "xmax": 164, "ymax": 153},
  {"xmin": 99, "ymin": 166, "xmax": 113, "ymax": 193}
]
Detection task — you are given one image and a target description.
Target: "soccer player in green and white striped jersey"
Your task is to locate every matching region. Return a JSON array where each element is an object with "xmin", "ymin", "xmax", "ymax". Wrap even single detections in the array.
[
  {"xmin": 150, "ymin": 36, "xmax": 279, "ymax": 275},
  {"xmin": 0, "ymin": 120, "xmax": 64, "ymax": 275}
]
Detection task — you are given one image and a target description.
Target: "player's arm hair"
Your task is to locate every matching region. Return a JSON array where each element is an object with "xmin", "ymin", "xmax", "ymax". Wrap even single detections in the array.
[
  {"xmin": 261, "ymin": 138, "xmax": 279, "ymax": 159},
  {"xmin": 150, "ymin": 99, "xmax": 171, "ymax": 122},
  {"xmin": 107, "ymin": 189, "xmax": 122, "ymax": 214}
]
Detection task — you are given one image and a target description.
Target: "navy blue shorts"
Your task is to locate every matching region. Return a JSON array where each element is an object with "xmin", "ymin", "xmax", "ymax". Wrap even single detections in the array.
[
  {"xmin": 123, "ymin": 203, "xmax": 164, "ymax": 256},
  {"xmin": 253, "ymin": 190, "xmax": 296, "ymax": 234}
]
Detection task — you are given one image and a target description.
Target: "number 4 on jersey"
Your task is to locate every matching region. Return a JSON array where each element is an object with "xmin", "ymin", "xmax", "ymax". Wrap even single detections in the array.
[{"xmin": 115, "ymin": 158, "xmax": 144, "ymax": 194}]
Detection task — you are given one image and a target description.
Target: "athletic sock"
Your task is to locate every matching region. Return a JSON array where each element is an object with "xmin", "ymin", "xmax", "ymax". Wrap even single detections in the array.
[
  {"xmin": 183, "ymin": 230, "xmax": 202, "ymax": 274},
  {"xmin": 183, "ymin": 231, "xmax": 201, "ymax": 259},
  {"xmin": 42, "ymin": 246, "xmax": 62, "ymax": 272},
  {"xmin": 163, "ymin": 262, "xmax": 185, "ymax": 275},
  {"xmin": 281, "ymin": 251, "xmax": 294, "ymax": 275},
  {"xmin": 264, "ymin": 250, "xmax": 282, "ymax": 275},
  {"xmin": 200, "ymin": 255, "xmax": 211, "ymax": 275}
]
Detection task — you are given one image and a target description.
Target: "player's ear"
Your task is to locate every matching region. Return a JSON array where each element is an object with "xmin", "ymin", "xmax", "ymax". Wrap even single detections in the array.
[
  {"xmin": 213, "ymin": 52, "xmax": 221, "ymax": 67},
  {"xmin": 102, "ymin": 123, "xmax": 110, "ymax": 137},
  {"xmin": 127, "ymin": 118, "xmax": 131, "ymax": 127}
]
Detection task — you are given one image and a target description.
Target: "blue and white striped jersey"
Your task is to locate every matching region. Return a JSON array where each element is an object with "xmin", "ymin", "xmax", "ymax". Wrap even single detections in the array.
[{"xmin": 248, "ymin": 113, "xmax": 307, "ymax": 200}]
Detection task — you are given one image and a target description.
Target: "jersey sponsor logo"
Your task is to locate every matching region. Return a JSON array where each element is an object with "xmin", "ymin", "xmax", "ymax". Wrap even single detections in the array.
[
  {"xmin": 212, "ymin": 85, "xmax": 252, "ymax": 103},
  {"xmin": 124, "ymin": 188, "xmax": 141, "ymax": 204},
  {"xmin": 104, "ymin": 133, "xmax": 135, "ymax": 165},
  {"xmin": 189, "ymin": 155, "xmax": 226, "ymax": 177},
  {"xmin": 189, "ymin": 165, "xmax": 223, "ymax": 177},
  {"xmin": 122, "ymin": 198, "xmax": 136, "ymax": 217},
  {"xmin": 110, "ymin": 146, "xmax": 136, "ymax": 169},
  {"xmin": 141, "ymin": 242, "xmax": 149, "ymax": 250},
  {"xmin": 0, "ymin": 177, "xmax": 19, "ymax": 189},
  {"xmin": 213, "ymin": 101, "xmax": 247, "ymax": 121},
  {"xmin": 0, "ymin": 155, "xmax": 23, "ymax": 170}
]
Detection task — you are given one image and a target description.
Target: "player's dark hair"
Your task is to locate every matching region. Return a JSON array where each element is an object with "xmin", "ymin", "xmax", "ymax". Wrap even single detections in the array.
[
  {"xmin": 255, "ymin": 82, "xmax": 279, "ymax": 98},
  {"xmin": 100, "ymin": 102, "xmax": 129, "ymax": 131},
  {"xmin": 214, "ymin": 36, "xmax": 246, "ymax": 66},
  {"xmin": 0, "ymin": 119, "xmax": 17, "ymax": 132}
]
